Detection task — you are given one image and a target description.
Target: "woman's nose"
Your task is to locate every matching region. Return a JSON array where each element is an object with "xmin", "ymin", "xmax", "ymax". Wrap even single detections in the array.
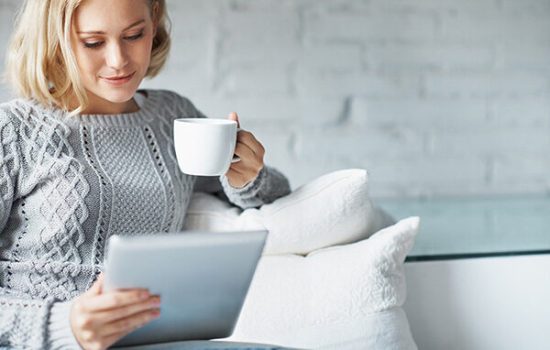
[{"xmin": 105, "ymin": 41, "xmax": 129, "ymax": 70}]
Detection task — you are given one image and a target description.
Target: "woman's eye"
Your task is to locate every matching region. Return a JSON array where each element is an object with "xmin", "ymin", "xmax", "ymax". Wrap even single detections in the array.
[
  {"xmin": 125, "ymin": 32, "xmax": 144, "ymax": 41},
  {"xmin": 84, "ymin": 41, "xmax": 103, "ymax": 49}
]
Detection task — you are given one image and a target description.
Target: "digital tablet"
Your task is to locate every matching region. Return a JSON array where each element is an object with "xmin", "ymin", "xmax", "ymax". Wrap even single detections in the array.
[{"xmin": 103, "ymin": 230, "xmax": 268, "ymax": 347}]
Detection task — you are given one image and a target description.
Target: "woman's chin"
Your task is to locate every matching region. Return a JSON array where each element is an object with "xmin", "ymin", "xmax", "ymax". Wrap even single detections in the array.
[{"xmin": 97, "ymin": 88, "xmax": 137, "ymax": 103}]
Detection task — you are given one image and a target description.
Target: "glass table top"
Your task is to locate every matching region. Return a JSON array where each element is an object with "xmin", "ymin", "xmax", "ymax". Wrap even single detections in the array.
[{"xmin": 377, "ymin": 194, "xmax": 550, "ymax": 261}]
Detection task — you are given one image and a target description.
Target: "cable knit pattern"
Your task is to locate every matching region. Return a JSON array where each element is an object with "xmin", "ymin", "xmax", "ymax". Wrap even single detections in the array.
[
  {"xmin": 0, "ymin": 89, "xmax": 291, "ymax": 349},
  {"xmin": 93, "ymin": 126, "xmax": 166, "ymax": 236}
]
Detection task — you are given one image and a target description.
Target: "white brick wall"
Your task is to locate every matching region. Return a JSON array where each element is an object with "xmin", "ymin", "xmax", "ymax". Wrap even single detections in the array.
[{"xmin": 1, "ymin": 0, "xmax": 549, "ymax": 198}]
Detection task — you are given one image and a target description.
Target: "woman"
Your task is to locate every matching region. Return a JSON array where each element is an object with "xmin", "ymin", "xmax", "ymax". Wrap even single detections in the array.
[{"xmin": 0, "ymin": 0, "xmax": 291, "ymax": 349}]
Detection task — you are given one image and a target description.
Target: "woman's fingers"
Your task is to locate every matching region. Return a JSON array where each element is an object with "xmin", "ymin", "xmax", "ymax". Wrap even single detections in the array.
[
  {"xmin": 237, "ymin": 130, "xmax": 265, "ymax": 157},
  {"xmin": 100, "ymin": 308, "xmax": 161, "ymax": 337},
  {"xmin": 82, "ymin": 289, "xmax": 151, "ymax": 312},
  {"xmin": 225, "ymin": 168, "xmax": 251, "ymax": 188},
  {"xmin": 228, "ymin": 112, "xmax": 240, "ymax": 128},
  {"xmin": 223, "ymin": 115, "xmax": 265, "ymax": 188},
  {"xmin": 233, "ymin": 142, "xmax": 256, "ymax": 163},
  {"xmin": 234, "ymin": 142, "xmax": 263, "ymax": 169},
  {"xmin": 94, "ymin": 295, "xmax": 161, "ymax": 324}
]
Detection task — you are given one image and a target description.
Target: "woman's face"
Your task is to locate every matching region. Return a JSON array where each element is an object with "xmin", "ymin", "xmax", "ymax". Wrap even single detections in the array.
[{"xmin": 71, "ymin": 0, "xmax": 156, "ymax": 114}]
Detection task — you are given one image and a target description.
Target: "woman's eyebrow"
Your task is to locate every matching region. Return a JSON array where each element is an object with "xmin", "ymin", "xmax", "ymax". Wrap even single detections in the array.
[{"xmin": 77, "ymin": 19, "xmax": 146, "ymax": 34}]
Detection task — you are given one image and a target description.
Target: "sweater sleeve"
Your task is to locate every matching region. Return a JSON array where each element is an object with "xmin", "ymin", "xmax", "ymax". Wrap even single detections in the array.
[
  {"xmin": 0, "ymin": 107, "xmax": 80, "ymax": 349},
  {"xmin": 0, "ymin": 290, "xmax": 80, "ymax": 350},
  {"xmin": 0, "ymin": 288, "xmax": 53, "ymax": 349},
  {"xmin": 220, "ymin": 166, "xmax": 291, "ymax": 209},
  {"xmin": 0, "ymin": 110, "xmax": 38, "ymax": 348},
  {"xmin": 47, "ymin": 301, "xmax": 82, "ymax": 349},
  {"xmin": 194, "ymin": 166, "xmax": 291, "ymax": 209}
]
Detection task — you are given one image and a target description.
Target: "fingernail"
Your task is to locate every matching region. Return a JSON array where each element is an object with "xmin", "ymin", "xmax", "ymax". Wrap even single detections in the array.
[
  {"xmin": 140, "ymin": 290, "xmax": 150, "ymax": 299},
  {"xmin": 150, "ymin": 297, "xmax": 161, "ymax": 307},
  {"xmin": 151, "ymin": 309, "xmax": 161, "ymax": 318}
]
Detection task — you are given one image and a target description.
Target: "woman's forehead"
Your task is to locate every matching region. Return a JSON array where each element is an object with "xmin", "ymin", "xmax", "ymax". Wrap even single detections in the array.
[{"xmin": 73, "ymin": 0, "xmax": 151, "ymax": 32}]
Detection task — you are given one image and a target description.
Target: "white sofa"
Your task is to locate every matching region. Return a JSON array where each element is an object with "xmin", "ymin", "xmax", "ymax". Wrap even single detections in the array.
[{"xmin": 404, "ymin": 254, "xmax": 550, "ymax": 350}]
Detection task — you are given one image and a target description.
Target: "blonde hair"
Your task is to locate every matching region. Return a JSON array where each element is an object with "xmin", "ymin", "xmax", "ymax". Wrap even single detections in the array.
[{"xmin": 4, "ymin": 0, "xmax": 170, "ymax": 115}]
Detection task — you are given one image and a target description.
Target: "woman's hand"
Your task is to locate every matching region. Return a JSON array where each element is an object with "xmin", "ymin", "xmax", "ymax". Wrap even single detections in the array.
[
  {"xmin": 70, "ymin": 273, "xmax": 161, "ymax": 350},
  {"xmin": 226, "ymin": 112, "xmax": 266, "ymax": 188}
]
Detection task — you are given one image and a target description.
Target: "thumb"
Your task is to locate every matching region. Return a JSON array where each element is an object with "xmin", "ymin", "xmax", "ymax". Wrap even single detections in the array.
[
  {"xmin": 228, "ymin": 112, "xmax": 240, "ymax": 128},
  {"xmin": 89, "ymin": 273, "xmax": 104, "ymax": 295}
]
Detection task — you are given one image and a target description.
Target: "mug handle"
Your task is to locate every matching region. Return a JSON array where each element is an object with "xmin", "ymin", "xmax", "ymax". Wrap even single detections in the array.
[{"xmin": 231, "ymin": 128, "xmax": 241, "ymax": 163}]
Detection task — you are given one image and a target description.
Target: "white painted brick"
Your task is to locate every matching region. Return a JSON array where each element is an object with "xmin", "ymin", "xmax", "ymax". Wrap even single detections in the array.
[
  {"xmin": 167, "ymin": 2, "xmax": 220, "ymax": 68},
  {"xmin": 0, "ymin": 81, "xmax": 15, "ymax": 102},
  {"xmin": 294, "ymin": 125, "xmax": 424, "ymax": 160},
  {"xmin": 304, "ymin": 12, "xmax": 436, "ymax": 43},
  {"xmin": 221, "ymin": 11, "xmax": 299, "ymax": 47},
  {"xmin": 366, "ymin": 156, "xmax": 487, "ymax": 198},
  {"xmin": 295, "ymin": 70, "xmax": 421, "ymax": 98},
  {"xmin": 367, "ymin": 43, "xmax": 494, "ymax": 71},
  {"xmin": 440, "ymin": 15, "xmax": 550, "ymax": 43},
  {"xmin": 425, "ymin": 73, "xmax": 550, "ymax": 98},
  {"xmin": 169, "ymin": 11, "xmax": 217, "ymax": 39},
  {"xmin": 370, "ymin": 0, "xmax": 499, "ymax": 14},
  {"xmin": 189, "ymin": 95, "xmax": 344, "ymax": 126},
  {"xmin": 218, "ymin": 66, "xmax": 291, "ymax": 97},
  {"xmin": 228, "ymin": 0, "xmax": 301, "ymax": 12},
  {"xmin": 169, "ymin": 36, "xmax": 215, "ymax": 68},
  {"xmin": 0, "ymin": 1, "xmax": 17, "ymax": 44},
  {"xmin": 283, "ymin": 156, "xmax": 361, "ymax": 190},
  {"xmin": 354, "ymin": 95, "xmax": 549, "ymax": 137},
  {"xmin": 490, "ymin": 97, "xmax": 550, "ymax": 127},
  {"xmin": 232, "ymin": 122, "xmax": 296, "ymax": 177},
  {"xmin": 350, "ymin": 97, "xmax": 488, "ymax": 129},
  {"xmin": 142, "ymin": 61, "xmax": 215, "ymax": 96},
  {"xmin": 300, "ymin": 0, "xmax": 371, "ymax": 14},
  {"xmin": 492, "ymin": 155, "xmax": 550, "ymax": 189},
  {"xmin": 295, "ymin": 96, "xmax": 346, "ymax": 126},
  {"xmin": 0, "ymin": 0, "xmax": 548, "ymax": 198},
  {"xmin": 218, "ymin": 42, "xmax": 299, "ymax": 71},
  {"xmin": 0, "ymin": 0, "xmax": 19, "ymax": 12},
  {"xmin": 500, "ymin": 0, "xmax": 550, "ymax": 14},
  {"xmin": 429, "ymin": 127, "xmax": 550, "ymax": 157},
  {"xmin": 495, "ymin": 44, "xmax": 550, "ymax": 70},
  {"xmin": 296, "ymin": 44, "xmax": 363, "ymax": 72},
  {"xmin": 166, "ymin": 0, "xmax": 220, "ymax": 17}
]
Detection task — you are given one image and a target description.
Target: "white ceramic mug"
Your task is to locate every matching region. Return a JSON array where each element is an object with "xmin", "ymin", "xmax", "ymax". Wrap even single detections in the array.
[{"xmin": 173, "ymin": 118, "xmax": 240, "ymax": 176}]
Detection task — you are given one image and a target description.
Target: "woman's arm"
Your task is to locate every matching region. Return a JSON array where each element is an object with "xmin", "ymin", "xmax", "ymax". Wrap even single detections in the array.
[
  {"xmin": 0, "ymin": 290, "xmax": 62, "ymax": 349},
  {"xmin": 0, "ymin": 109, "xmax": 64, "ymax": 349},
  {"xmin": 194, "ymin": 165, "xmax": 291, "ymax": 209},
  {"xmin": 221, "ymin": 165, "xmax": 291, "ymax": 209}
]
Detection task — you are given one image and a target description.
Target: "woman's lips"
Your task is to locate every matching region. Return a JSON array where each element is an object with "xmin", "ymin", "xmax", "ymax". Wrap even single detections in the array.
[{"xmin": 101, "ymin": 72, "xmax": 135, "ymax": 86}]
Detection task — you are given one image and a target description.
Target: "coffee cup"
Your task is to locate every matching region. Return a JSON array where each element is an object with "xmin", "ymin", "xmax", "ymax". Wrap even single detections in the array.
[{"xmin": 173, "ymin": 118, "xmax": 240, "ymax": 176}]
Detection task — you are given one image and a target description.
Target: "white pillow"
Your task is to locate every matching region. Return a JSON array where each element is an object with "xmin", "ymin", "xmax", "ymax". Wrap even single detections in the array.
[
  {"xmin": 185, "ymin": 169, "xmax": 396, "ymax": 255},
  {"xmin": 222, "ymin": 217, "xmax": 420, "ymax": 350}
]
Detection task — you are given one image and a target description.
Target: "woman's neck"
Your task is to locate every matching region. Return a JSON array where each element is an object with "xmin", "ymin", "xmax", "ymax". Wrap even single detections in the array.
[{"xmin": 68, "ymin": 90, "xmax": 140, "ymax": 115}]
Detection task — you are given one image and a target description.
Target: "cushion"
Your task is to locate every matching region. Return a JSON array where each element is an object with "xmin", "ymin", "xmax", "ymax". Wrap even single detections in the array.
[
  {"xmin": 184, "ymin": 169, "xmax": 396, "ymax": 255},
  {"xmin": 222, "ymin": 217, "xmax": 420, "ymax": 350}
]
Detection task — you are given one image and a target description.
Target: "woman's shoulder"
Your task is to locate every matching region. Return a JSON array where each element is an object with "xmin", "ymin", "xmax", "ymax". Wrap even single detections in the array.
[
  {"xmin": 1, "ymin": 98, "xmax": 65, "ymax": 125},
  {"xmin": 140, "ymin": 89, "xmax": 205, "ymax": 118},
  {"xmin": 0, "ymin": 98, "xmax": 38, "ymax": 125}
]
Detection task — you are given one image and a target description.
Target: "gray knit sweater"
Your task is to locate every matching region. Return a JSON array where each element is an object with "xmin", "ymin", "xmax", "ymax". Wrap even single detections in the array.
[{"xmin": 0, "ymin": 89, "xmax": 291, "ymax": 349}]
